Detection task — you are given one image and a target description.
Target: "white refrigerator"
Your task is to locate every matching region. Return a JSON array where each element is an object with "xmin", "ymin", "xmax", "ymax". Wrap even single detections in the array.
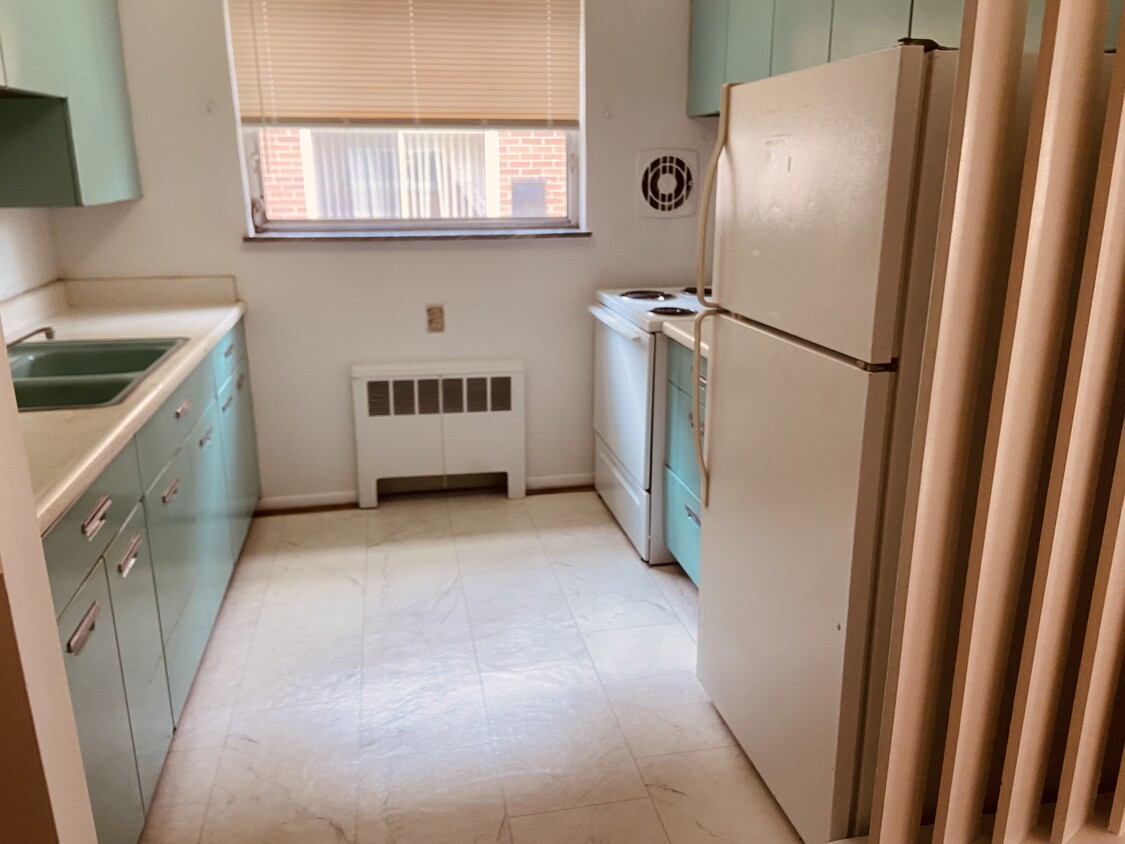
[{"xmin": 695, "ymin": 46, "xmax": 959, "ymax": 843}]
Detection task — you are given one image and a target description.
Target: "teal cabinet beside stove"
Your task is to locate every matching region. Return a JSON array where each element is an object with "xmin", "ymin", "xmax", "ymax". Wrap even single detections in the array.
[{"xmin": 664, "ymin": 341, "xmax": 707, "ymax": 585}]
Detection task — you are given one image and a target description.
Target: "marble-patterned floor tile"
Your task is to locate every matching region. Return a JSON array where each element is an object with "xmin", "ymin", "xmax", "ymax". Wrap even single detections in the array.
[
  {"xmin": 554, "ymin": 563, "xmax": 679, "ymax": 632},
  {"xmin": 256, "ymin": 595, "xmax": 365, "ymax": 645},
  {"xmin": 638, "ymin": 746, "xmax": 801, "ymax": 844},
  {"xmin": 356, "ymin": 743, "xmax": 510, "ymax": 844},
  {"xmin": 449, "ymin": 501, "xmax": 537, "ymax": 538},
  {"xmin": 368, "ymin": 495, "xmax": 451, "ymax": 550},
  {"xmin": 603, "ymin": 670, "xmax": 735, "ymax": 758},
  {"xmin": 281, "ymin": 508, "xmax": 369, "ymax": 545},
  {"xmin": 584, "ymin": 623, "xmax": 697, "ymax": 684},
  {"xmin": 365, "ymin": 548, "xmax": 468, "ymax": 634},
  {"xmin": 648, "ymin": 565, "xmax": 700, "ymax": 641},
  {"xmin": 265, "ymin": 546, "xmax": 367, "ymax": 605},
  {"xmin": 361, "ymin": 670, "xmax": 488, "ymax": 758},
  {"xmin": 536, "ymin": 519, "xmax": 631, "ymax": 556},
  {"xmin": 149, "ymin": 746, "xmax": 223, "ymax": 806},
  {"xmin": 455, "ymin": 532, "xmax": 550, "ymax": 576},
  {"xmin": 461, "ymin": 567, "xmax": 571, "ymax": 628},
  {"xmin": 201, "ymin": 701, "xmax": 360, "ymax": 844},
  {"xmin": 364, "ymin": 624, "xmax": 479, "ymax": 681},
  {"xmin": 235, "ymin": 630, "xmax": 363, "ymax": 712},
  {"xmin": 140, "ymin": 797, "xmax": 209, "ymax": 844},
  {"xmin": 471, "ymin": 616, "xmax": 588, "ymax": 672},
  {"xmin": 508, "ymin": 798, "xmax": 670, "ymax": 844},
  {"xmin": 480, "ymin": 659, "xmax": 612, "ymax": 731},
  {"xmin": 525, "ymin": 491, "xmax": 609, "ymax": 524}
]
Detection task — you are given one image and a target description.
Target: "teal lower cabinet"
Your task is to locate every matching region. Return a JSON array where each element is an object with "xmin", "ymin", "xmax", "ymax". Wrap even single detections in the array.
[
  {"xmin": 42, "ymin": 317, "xmax": 261, "ymax": 840},
  {"xmin": 665, "ymin": 468, "xmax": 703, "ymax": 586},
  {"xmin": 103, "ymin": 504, "xmax": 173, "ymax": 809},
  {"xmin": 58, "ymin": 562, "xmax": 146, "ymax": 844}
]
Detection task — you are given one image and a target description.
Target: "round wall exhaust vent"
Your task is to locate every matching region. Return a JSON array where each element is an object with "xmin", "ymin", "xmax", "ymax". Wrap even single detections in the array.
[{"xmin": 636, "ymin": 149, "xmax": 699, "ymax": 218}]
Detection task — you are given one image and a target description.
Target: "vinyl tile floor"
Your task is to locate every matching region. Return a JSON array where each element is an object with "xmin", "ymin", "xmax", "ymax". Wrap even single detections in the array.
[{"xmin": 140, "ymin": 490, "xmax": 801, "ymax": 844}]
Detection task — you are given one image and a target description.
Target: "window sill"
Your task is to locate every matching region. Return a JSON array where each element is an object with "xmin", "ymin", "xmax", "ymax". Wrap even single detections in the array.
[{"xmin": 242, "ymin": 228, "xmax": 592, "ymax": 243}]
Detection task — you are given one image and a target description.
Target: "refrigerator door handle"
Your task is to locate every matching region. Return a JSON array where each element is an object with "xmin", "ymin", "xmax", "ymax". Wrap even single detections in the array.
[
  {"xmin": 588, "ymin": 305, "xmax": 647, "ymax": 343},
  {"xmin": 694, "ymin": 83, "xmax": 733, "ymax": 312},
  {"xmin": 693, "ymin": 310, "xmax": 718, "ymax": 507}
]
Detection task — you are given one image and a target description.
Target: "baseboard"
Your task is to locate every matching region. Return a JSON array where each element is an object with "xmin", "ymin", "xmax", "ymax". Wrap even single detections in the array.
[
  {"xmin": 257, "ymin": 490, "xmax": 358, "ymax": 511},
  {"xmin": 527, "ymin": 473, "xmax": 594, "ymax": 491}
]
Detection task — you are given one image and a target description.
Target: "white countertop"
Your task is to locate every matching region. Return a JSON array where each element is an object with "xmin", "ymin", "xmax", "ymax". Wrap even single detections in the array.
[
  {"xmin": 663, "ymin": 319, "xmax": 712, "ymax": 358},
  {"xmin": 17, "ymin": 302, "xmax": 246, "ymax": 533}
]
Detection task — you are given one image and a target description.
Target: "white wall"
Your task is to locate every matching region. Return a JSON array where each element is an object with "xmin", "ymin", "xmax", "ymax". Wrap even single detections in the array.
[
  {"xmin": 0, "ymin": 211, "xmax": 57, "ymax": 304},
  {"xmin": 50, "ymin": 0, "xmax": 715, "ymax": 506}
]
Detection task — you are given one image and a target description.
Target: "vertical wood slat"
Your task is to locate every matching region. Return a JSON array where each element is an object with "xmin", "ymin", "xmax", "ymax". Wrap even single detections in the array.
[
  {"xmin": 1100, "ymin": 428, "xmax": 1125, "ymax": 837},
  {"xmin": 987, "ymin": 3, "xmax": 1119, "ymax": 842},
  {"xmin": 934, "ymin": 0, "xmax": 1109, "ymax": 835},
  {"xmin": 869, "ymin": 1, "xmax": 1031, "ymax": 840}
]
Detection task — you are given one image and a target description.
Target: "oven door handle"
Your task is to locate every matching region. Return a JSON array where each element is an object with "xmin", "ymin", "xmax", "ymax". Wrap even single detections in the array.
[{"xmin": 589, "ymin": 306, "xmax": 647, "ymax": 343}]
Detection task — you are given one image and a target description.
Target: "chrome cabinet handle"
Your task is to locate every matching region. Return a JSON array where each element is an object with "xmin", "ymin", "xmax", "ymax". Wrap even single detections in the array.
[
  {"xmin": 224, "ymin": 342, "xmax": 236, "ymax": 358},
  {"xmin": 174, "ymin": 398, "xmax": 193, "ymax": 419},
  {"xmin": 162, "ymin": 476, "xmax": 181, "ymax": 504},
  {"xmin": 82, "ymin": 495, "xmax": 112, "ymax": 540},
  {"xmin": 684, "ymin": 504, "xmax": 701, "ymax": 527},
  {"xmin": 237, "ymin": 372, "xmax": 246, "ymax": 390},
  {"xmin": 67, "ymin": 601, "xmax": 101, "ymax": 655},
  {"xmin": 118, "ymin": 534, "xmax": 143, "ymax": 578},
  {"xmin": 222, "ymin": 394, "xmax": 235, "ymax": 413},
  {"xmin": 200, "ymin": 426, "xmax": 214, "ymax": 449}
]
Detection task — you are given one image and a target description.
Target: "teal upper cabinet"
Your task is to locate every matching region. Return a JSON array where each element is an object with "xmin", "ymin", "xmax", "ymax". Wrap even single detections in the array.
[
  {"xmin": 831, "ymin": 0, "xmax": 911, "ymax": 62},
  {"xmin": 689, "ymin": 0, "xmax": 774, "ymax": 116},
  {"xmin": 689, "ymin": 0, "xmax": 730, "ymax": 117},
  {"xmin": 0, "ymin": 0, "xmax": 64, "ymax": 94},
  {"xmin": 771, "ymin": 0, "xmax": 832, "ymax": 75},
  {"xmin": 0, "ymin": 0, "xmax": 141, "ymax": 206}
]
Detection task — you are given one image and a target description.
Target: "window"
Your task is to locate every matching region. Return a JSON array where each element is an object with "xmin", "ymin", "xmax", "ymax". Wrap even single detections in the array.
[{"xmin": 227, "ymin": 0, "xmax": 583, "ymax": 235}]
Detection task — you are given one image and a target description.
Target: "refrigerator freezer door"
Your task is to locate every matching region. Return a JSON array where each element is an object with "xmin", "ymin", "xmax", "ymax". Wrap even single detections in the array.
[
  {"xmin": 697, "ymin": 315, "xmax": 892, "ymax": 844},
  {"xmin": 714, "ymin": 45, "xmax": 926, "ymax": 364}
]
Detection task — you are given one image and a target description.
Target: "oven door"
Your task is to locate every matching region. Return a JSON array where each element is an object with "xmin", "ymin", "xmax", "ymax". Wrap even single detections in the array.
[{"xmin": 591, "ymin": 305, "xmax": 655, "ymax": 490}]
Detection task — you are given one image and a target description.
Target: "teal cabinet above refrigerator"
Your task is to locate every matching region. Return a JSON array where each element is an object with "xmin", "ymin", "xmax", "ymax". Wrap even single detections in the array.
[{"xmin": 0, "ymin": 0, "xmax": 141, "ymax": 206}]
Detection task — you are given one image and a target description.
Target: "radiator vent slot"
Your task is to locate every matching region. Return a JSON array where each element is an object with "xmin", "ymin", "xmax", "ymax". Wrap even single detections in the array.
[
  {"xmin": 352, "ymin": 359, "xmax": 526, "ymax": 508},
  {"xmin": 367, "ymin": 381, "xmax": 390, "ymax": 417},
  {"xmin": 418, "ymin": 379, "xmax": 440, "ymax": 414},
  {"xmin": 393, "ymin": 380, "xmax": 416, "ymax": 415},
  {"xmin": 491, "ymin": 377, "xmax": 512, "ymax": 412},
  {"xmin": 467, "ymin": 377, "xmax": 488, "ymax": 412},
  {"xmin": 442, "ymin": 378, "xmax": 464, "ymax": 413}
]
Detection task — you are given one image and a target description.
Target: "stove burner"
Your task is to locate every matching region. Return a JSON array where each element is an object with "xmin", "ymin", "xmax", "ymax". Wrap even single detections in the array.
[
  {"xmin": 682, "ymin": 286, "xmax": 713, "ymax": 297},
  {"xmin": 650, "ymin": 307, "xmax": 697, "ymax": 317},
  {"xmin": 621, "ymin": 290, "xmax": 675, "ymax": 301}
]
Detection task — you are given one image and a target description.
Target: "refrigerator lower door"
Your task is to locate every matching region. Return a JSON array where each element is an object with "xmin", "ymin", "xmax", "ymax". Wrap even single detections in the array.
[{"xmin": 697, "ymin": 315, "xmax": 893, "ymax": 844}]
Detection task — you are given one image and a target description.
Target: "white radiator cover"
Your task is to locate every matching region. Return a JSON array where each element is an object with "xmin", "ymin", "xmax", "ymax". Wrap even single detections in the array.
[{"xmin": 350, "ymin": 358, "xmax": 526, "ymax": 507}]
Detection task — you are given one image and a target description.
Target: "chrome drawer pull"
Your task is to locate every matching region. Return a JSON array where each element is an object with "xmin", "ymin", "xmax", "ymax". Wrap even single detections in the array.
[
  {"xmin": 82, "ymin": 495, "xmax": 112, "ymax": 540},
  {"xmin": 67, "ymin": 601, "xmax": 101, "ymax": 655},
  {"xmin": 162, "ymin": 476, "xmax": 181, "ymax": 504},
  {"xmin": 237, "ymin": 373, "xmax": 246, "ymax": 391},
  {"xmin": 222, "ymin": 394, "xmax": 235, "ymax": 413},
  {"xmin": 224, "ymin": 342, "xmax": 236, "ymax": 358},
  {"xmin": 174, "ymin": 398, "xmax": 193, "ymax": 419},
  {"xmin": 684, "ymin": 504, "xmax": 701, "ymax": 527},
  {"xmin": 118, "ymin": 534, "xmax": 143, "ymax": 578},
  {"xmin": 200, "ymin": 426, "xmax": 214, "ymax": 449}
]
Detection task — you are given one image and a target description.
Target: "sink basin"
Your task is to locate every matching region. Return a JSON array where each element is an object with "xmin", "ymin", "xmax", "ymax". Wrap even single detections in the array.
[
  {"xmin": 13, "ymin": 376, "xmax": 139, "ymax": 410},
  {"xmin": 9, "ymin": 338, "xmax": 186, "ymax": 411},
  {"xmin": 8, "ymin": 339, "xmax": 182, "ymax": 379}
]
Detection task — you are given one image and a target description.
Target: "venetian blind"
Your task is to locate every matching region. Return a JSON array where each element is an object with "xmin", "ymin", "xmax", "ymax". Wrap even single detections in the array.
[{"xmin": 227, "ymin": 0, "xmax": 581, "ymax": 127}]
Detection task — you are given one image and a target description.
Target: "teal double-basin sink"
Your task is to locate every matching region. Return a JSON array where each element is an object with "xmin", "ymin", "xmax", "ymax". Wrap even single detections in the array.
[{"xmin": 8, "ymin": 338, "xmax": 186, "ymax": 411}]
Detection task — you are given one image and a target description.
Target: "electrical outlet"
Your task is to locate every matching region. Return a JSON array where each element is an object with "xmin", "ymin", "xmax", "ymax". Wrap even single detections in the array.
[{"xmin": 426, "ymin": 304, "xmax": 445, "ymax": 333}]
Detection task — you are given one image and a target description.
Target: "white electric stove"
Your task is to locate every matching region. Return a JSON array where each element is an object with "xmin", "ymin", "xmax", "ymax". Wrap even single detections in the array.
[{"xmin": 589, "ymin": 286, "xmax": 706, "ymax": 563}]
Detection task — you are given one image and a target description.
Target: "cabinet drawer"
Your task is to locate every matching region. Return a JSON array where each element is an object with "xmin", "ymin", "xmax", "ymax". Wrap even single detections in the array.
[
  {"xmin": 667, "ymin": 340, "xmax": 708, "ymax": 396},
  {"xmin": 103, "ymin": 504, "xmax": 173, "ymax": 809},
  {"xmin": 135, "ymin": 361, "xmax": 215, "ymax": 491},
  {"xmin": 664, "ymin": 468, "xmax": 703, "ymax": 586},
  {"xmin": 42, "ymin": 439, "xmax": 143, "ymax": 616},
  {"xmin": 666, "ymin": 385, "xmax": 702, "ymax": 498},
  {"xmin": 58, "ymin": 562, "xmax": 146, "ymax": 844},
  {"xmin": 210, "ymin": 320, "xmax": 246, "ymax": 391}
]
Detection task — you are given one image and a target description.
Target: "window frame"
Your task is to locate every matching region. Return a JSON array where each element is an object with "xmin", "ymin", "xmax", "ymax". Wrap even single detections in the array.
[{"xmin": 240, "ymin": 123, "xmax": 583, "ymax": 238}]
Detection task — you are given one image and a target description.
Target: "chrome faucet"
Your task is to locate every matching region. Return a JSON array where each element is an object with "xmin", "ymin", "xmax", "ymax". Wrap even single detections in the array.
[{"xmin": 6, "ymin": 326, "xmax": 56, "ymax": 348}]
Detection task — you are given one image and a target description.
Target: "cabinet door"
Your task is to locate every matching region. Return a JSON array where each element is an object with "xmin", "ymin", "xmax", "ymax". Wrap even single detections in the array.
[
  {"xmin": 770, "ymin": 0, "xmax": 832, "ymax": 76},
  {"xmin": 56, "ymin": 0, "xmax": 141, "ymax": 204},
  {"xmin": 726, "ymin": 0, "xmax": 774, "ymax": 86},
  {"xmin": 689, "ymin": 0, "xmax": 730, "ymax": 116},
  {"xmin": 58, "ymin": 563, "xmax": 145, "ymax": 844},
  {"xmin": 219, "ymin": 365, "xmax": 261, "ymax": 559},
  {"xmin": 104, "ymin": 505, "xmax": 173, "ymax": 810},
  {"xmin": 0, "ymin": 0, "xmax": 64, "ymax": 94},
  {"xmin": 145, "ymin": 447, "xmax": 201, "ymax": 719},
  {"xmin": 190, "ymin": 402, "xmax": 236, "ymax": 625},
  {"xmin": 831, "ymin": 0, "xmax": 911, "ymax": 61}
]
